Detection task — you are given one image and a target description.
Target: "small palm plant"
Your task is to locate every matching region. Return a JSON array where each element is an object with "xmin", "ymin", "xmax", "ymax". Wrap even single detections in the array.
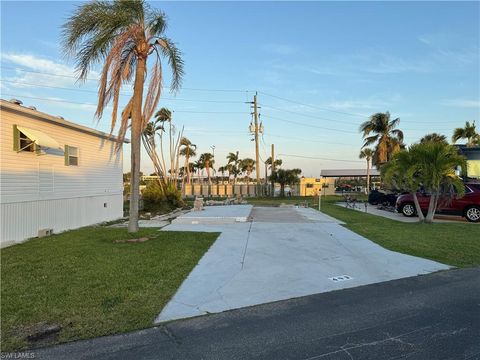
[
  {"xmin": 226, "ymin": 151, "xmax": 241, "ymax": 184},
  {"xmin": 62, "ymin": 0, "xmax": 184, "ymax": 232}
]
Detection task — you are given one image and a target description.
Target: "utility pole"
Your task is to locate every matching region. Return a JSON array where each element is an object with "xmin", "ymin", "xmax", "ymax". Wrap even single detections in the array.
[
  {"xmin": 253, "ymin": 93, "xmax": 260, "ymax": 184},
  {"xmin": 248, "ymin": 92, "xmax": 263, "ymax": 185},
  {"xmin": 271, "ymin": 144, "xmax": 275, "ymax": 196}
]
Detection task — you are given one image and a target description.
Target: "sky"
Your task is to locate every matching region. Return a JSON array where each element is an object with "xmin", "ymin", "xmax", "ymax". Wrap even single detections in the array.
[{"xmin": 1, "ymin": 1, "xmax": 479, "ymax": 177}]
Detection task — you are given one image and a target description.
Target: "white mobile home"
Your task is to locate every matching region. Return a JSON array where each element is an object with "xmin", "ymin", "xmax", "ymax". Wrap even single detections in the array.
[{"xmin": 0, "ymin": 99, "xmax": 125, "ymax": 247}]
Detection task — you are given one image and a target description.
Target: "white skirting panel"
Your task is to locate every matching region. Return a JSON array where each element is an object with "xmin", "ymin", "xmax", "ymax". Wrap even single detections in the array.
[{"xmin": 0, "ymin": 194, "xmax": 123, "ymax": 247}]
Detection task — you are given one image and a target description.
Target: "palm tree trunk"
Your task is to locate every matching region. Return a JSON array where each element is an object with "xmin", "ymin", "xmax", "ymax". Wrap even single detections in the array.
[
  {"xmin": 128, "ymin": 56, "xmax": 146, "ymax": 233},
  {"xmin": 280, "ymin": 183, "xmax": 285, "ymax": 197},
  {"xmin": 207, "ymin": 164, "xmax": 211, "ymax": 185},
  {"xmin": 412, "ymin": 193, "xmax": 425, "ymax": 222},
  {"xmin": 366, "ymin": 159, "xmax": 370, "ymax": 195},
  {"xmin": 425, "ymin": 192, "xmax": 437, "ymax": 223}
]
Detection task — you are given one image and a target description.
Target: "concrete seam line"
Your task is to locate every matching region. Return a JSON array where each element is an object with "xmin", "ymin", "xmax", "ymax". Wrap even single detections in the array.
[{"xmin": 241, "ymin": 220, "xmax": 254, "ymax": 269}]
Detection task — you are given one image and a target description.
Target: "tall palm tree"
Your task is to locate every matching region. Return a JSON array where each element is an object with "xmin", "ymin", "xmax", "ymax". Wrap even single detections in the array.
[
  {"xmin": 265, "ymin": 156, "xmax": 282, "ymax": 195},
  {"xmin": 193, "ymin": 160, "xmax": 203, "ymax": 183},
  {"xmin": 420, "ymin": 133, "xmax": 448, "ymax": 144},
  {"xmin": 240, "ymin": 158, "xmax": 255, "ymax": 184},
  {"xmin": 199, "ymin": 153, "xmax": 215, "ymax": 185},
  {"xmin": 452, "ymin": 121, "xmax": 479, "ymax": 147},
  {"xmin": 217, "ymin": 166, "xmax": 228, "ymax": 182},
  {"xmin": 179, "ymin": 137, "xmax": 197, "ymax": 184},
  {"xmin": 359, "ymin": 148, "xmax": 374, "ymax": 194},
  {"xmin": 359, "ymin": 112, "xmax": 404, "ymax": 166},
  {"xmin": 62, "ymin": 0, "xmax": 184, "ymax": 233},
  {"xmin": 226, "ymin": 151, "xmax": 241, "ymax": 184}
]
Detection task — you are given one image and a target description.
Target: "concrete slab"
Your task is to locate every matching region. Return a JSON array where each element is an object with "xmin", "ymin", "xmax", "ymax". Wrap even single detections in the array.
[
  {"xmin": 156, "ymin": 206, "xmax": 450, "ymax": 323},
  {"xmin": 172, "ymin": 205, "xmax": 253, "ymax": 224}
]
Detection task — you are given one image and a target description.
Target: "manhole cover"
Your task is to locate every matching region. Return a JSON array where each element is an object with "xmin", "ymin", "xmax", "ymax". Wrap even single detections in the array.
[{"xmin": 329, "ymin": 275, "xmax": 353, "ymax": 282}]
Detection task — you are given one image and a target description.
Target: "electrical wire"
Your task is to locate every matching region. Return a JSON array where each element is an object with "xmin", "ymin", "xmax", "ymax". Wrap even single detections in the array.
[
  {"xmin": 259, "ymin": 90, "xmax": 368, "ymax": 118},
  {"xmin": 0, "ymin": 79, "xmax": 247, "ymax": 103},
  {"xmin": 0, "ymin": 66, "xmax": 251, "ymax": 92},
  {"xmin": 278, "ymin": 153, "xmax": 363, "ymax": 163},
  {"xmin": 0, "ymin": 93, "xmax": 249, "ymax": 114}
]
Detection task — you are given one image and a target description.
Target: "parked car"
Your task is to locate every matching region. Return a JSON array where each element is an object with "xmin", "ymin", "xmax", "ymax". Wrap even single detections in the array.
[
  {"xmin": 395, "ymin": 183, "xmax": 480, "ymax": 222},
  {"xmin": 368, "ymin": 189, "xmax": 399, "ymax": 206}
]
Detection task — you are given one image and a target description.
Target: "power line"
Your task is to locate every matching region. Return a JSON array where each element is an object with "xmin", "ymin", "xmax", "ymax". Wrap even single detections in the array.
[
  {"xmin": 259, "ymin": 91, "xmax": 368, "ymax": 118},
  {"xmin": 0, "ymin": 66, "xmax": 251, "ymax": 92},
  {"xmin": 262, "ymin": 114, "xmax": 358, "ymax": 134},
  {"xmin": 278, "ymin": 153, "xmax": 363, "ymax": 163},
  {"xmin": 0, "ymin": 79, "xmax": 246, "ymax": 104},
  {"xmin": 262, "ymin": 104, "xmax": 357, "ymax": 125},
  {"xmin": 264, "ymin": 132, "xmax": 359, "ymax": 147},
  {"xmin": 0, "ymin": 93, "xmax": 249, "ymax": 114}
]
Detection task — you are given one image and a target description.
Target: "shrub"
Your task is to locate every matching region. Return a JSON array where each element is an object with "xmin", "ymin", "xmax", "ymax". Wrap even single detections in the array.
[{"xmin": 142, "ymin": 181, "xmax": 184, "ymax": 210}]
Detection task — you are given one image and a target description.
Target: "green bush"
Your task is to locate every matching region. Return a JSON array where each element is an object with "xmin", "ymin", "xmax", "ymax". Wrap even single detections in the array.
[{"xmin": 142, "ymin": 181, "xmax": 184, "ymax": 210}]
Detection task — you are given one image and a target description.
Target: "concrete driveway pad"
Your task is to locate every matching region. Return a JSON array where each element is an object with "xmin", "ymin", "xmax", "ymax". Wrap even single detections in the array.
[{"xmin": 156, "ymin": 206, "xmax": 449, "ymax": 323}]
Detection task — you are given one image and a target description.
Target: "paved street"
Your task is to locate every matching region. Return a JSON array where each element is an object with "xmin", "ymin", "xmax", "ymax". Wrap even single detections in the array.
[
  {"xmin": 34, "ymin": 267, "xmax": 480, "ymax": 360},
  {"xmin": 157, "ymin": 205, "xmax": 448, "ymax": 322}
]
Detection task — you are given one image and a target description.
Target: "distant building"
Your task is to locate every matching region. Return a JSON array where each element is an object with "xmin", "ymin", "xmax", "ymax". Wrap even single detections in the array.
[
  {"xmin": 0, "ymin": 99, "xmax": 127, "ymax": 247},
  {"xmin": 298, "ymin": 177, "xmax": 336, "ymax": 196},
  {"xmin": 456, "ymin": 145, "xmax": 480, "ymax": 179}
]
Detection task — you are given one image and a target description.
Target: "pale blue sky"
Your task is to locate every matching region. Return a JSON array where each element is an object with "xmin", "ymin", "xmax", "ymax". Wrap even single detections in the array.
[{"xmin": 1, "ymin": 1, "xmax": 479, "ymax": 176}]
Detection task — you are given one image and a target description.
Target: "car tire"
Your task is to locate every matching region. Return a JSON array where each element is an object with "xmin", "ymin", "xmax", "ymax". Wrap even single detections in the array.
[
  {"xmin": 464, "ymin": 206, "xmax": 480, "ymax": 223},
  {"xmin": 401, "ymin": 203, "xmax": 417, "ymax": 217}
]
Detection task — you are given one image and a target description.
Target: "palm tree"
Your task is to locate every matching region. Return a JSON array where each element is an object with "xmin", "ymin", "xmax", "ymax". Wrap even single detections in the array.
[
  {"xmin": 359, "ymin": 148, "xmax": 374, "ymax": 194},
  {"xmin": 265, "ymin": 156, "xmax": 282, "ymax": 196},
  {"xmin": 359, "ymin": 112, "xmax": 404, "ymax": 166},
  {"xmin": 382, "ymin": 145, "xmax": 425, "ymax": 222},
  {"xmin": 193, "ymin": 160, "xmax": 203, "ymax": 183},
  {"xmin": 62, "ymin": 1, "xmax": 184, "ymax": 233},
  {"xmin": 416, "ymin": 143, "xmax": 467, "ymax": 223},
  {"xmin": 226, "ymin": 151, "xmax": 241, "ymax": 184},
  {"xmin": 270, "ymin": 168, "xmax": 301, "ymax": 197},
  {"xmin": 217, "ymin": 165, "xmax": 228, "ymax": 182},
  {"xmin": 452, "ymin": 121, "xmax": 479, "ymax": 147},
  {"xmin": 179, "ymin": 137, "xmax": 197, "ymax": 184},
  {"xmin": 420, "ymin": 133, "xmax": 448, "ymax": 144},
  {"xmin": 240, "ymin": 158, "xmax": 255, "ymax": 184},
  {"xmin": 199, "ymin": 153, "xmax": 215, "ymax": 185}
]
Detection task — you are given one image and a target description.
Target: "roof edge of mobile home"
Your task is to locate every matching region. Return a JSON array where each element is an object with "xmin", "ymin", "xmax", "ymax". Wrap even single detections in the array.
[{"xmin": 0, "ymin": 99, "xmax": 129, "ymax": 143}]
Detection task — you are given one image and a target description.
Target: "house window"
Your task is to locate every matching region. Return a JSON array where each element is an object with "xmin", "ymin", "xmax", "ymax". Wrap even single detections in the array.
[
  {"xmin": 65, "ymin": 145, "xmax": 79, "ymax": 166},
  {"xmin": 306, "ymin": 184, "xmax": 314, "ymax": 188},
  {"xmin": 13, "ymin": 125, "xmax": 35, "ymax": 152}
]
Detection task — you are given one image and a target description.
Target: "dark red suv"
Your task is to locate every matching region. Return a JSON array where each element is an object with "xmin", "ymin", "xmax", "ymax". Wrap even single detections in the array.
[{"xmin": 396, "ymin": 183, "xmax": 480, "ymax": 222}]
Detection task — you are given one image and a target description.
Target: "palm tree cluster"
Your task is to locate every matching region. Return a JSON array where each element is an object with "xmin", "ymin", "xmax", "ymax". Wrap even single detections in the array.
[
  {"xmin": 269, "ymin": 169, "xmax": 302, "ymax": 197},
  {"xmin": 382, "ymin": 142, "xmax": 467, "ymax": 223}
]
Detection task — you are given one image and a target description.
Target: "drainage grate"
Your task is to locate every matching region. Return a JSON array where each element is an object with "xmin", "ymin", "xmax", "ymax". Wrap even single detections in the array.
[{"xmin": 329, "ymin": 275, "xmax": 353, "ymax": 282}]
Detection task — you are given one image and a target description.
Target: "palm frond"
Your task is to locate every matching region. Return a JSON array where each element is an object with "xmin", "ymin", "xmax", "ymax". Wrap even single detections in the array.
[{"xmin": 155, "ymin": 37, "xmax": 184, "ymax": 92}]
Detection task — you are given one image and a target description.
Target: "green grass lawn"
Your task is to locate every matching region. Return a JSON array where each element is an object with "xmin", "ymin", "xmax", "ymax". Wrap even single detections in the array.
[
  {"xmin": 1, "ymin": 227, "xmax": 218, "ymax": 352},
  {"xmin": 246, "ymin": 195, "xmax": 480, "ymax": 268}
]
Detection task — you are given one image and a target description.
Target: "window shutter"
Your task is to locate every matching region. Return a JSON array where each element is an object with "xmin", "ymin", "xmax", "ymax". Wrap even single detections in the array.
[
  {"xmin": 64, "ymin": 145, "xmax": 70, "ymax": 166},
  {"xmin": 13, "ymin": 125, "xmax": 19, "ymax": 151}
]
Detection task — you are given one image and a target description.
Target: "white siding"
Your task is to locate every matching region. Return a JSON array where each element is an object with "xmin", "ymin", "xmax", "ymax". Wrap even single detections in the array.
[{"xmin": 0, "ymin": 103, "xmax": 124, "ymax": 245}]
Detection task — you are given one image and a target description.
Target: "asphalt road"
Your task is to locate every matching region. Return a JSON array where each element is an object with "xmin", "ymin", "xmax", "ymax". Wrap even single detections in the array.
[{"xmin": 33, "ymin": 267, "xmax": 480, "ymax": 360}]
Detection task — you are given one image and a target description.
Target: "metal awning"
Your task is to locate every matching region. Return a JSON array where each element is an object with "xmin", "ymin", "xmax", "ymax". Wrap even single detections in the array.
[{"xmin": 17, "ymin": 126, "xmax": 62, "ymax": 150}]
